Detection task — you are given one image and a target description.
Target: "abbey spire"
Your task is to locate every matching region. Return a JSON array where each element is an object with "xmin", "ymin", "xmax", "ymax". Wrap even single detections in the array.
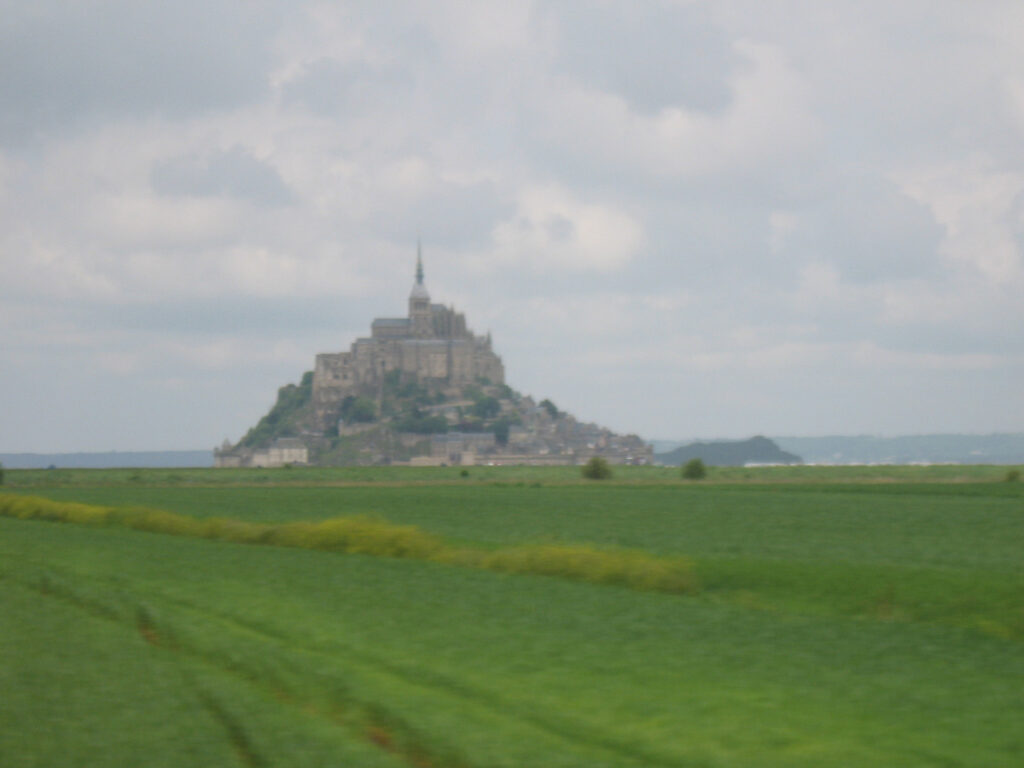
[
  {"xmin": 408, "ymin": 240, "xmax": 432, "ymax": 335},
  {"xmin": 410, "ymin": 239, "xmax": 429, "ymax": 300},
  {"xmin": 415, "ymin": 238, "xmax": 424, "ymax": 286}
]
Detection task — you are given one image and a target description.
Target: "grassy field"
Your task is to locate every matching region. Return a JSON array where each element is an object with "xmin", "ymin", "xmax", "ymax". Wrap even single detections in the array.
[
  {"xmin": 5, "ymin": 462, "xmax": 1021, "ymax": 488},
  {"xmin": 1, "ymin": 466, "xmax": 1022, "ymax": 766}
]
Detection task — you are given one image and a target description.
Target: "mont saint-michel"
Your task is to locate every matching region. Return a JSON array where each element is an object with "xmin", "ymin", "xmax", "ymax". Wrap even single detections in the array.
[{"xmin": 216, "ymin": 248, "xmax": 651, "ymax": 467}]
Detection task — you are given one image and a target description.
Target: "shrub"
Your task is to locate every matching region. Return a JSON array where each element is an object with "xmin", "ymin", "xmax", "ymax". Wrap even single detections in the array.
[
  {"xmin": 471, "ymin": 396, "xmax": 501, "ymax": 419},
  {"xmin": 108, "ymin": 506, "xmax": 206, "ymax": 537},
  {"xmin": 582, "ymin": 456, "xmax": 612, "ymax": 480},
  {"xmin": 294, "ymin": 517, "xmax": 444, "ymax": 559},
  {"xmin": 0, "ymin": 494, "xmax": 113, "ymax": 525},
  {"xmin": 480, "ymin": 544, "xmax": 696, "ymax": 594},
  {"xmin": 1006, "ymin": 469, "xmax": 1021, "ymax": 482},
  {"xmin": 60, "ymin": 502, "xmax": 112, "ymax": 526},
  {"xmin": 342, "ymin": 396, "xmax": 377, "ymax": 424},
  {"xmin": 203, "ymin": 517, "xmax": 267, "ymax": 544},
  {"xmin": 492, "ymin": 418, "xmax": 510, "ymax": 445},
  {"xmin": 682, "ymin": 458, "xmax": 707, "ymax": 480},
  {"xmin": 0, "ymin": 462, "xmax": 4, "ymax": 485}
]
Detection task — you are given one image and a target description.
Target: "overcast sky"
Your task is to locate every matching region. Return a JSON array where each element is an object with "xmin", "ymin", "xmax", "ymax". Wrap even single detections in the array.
[{"xmin": 3, "ymin": 0, "xmax": 1023, "ymax": 452}]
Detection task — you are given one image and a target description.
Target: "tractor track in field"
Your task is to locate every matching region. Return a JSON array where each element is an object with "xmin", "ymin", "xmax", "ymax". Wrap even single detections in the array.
[
  {"xmin": 193, "ymin": 689, "xmax": 269, "ymax": 768},
  {"xmin": 1, "ymin": 568, "xmax": 446, "ymax": 768},
  {"xmin": 144, "ymin": 587, "xmax": 690, "ymax": 768},
  {"xmin": 2, "ymin": 561, "xmax": 695, "ymax": 768}
]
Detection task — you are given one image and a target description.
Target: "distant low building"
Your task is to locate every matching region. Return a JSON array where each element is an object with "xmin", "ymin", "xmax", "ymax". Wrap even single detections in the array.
[
  {"xmin": 507, "ymin": 425, "xmax": 530, "ymax": 445},
  {"xmin": 431, "ymin": 432, "xmax": 497, "ymax": 465},
  {"xmin": 214, "ymin": 437, "xmax": 308, "ymax": 468}
]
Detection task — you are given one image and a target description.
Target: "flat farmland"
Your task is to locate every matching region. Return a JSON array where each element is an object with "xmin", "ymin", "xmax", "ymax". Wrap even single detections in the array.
[{"xmin": 1, "ymin": 467, "xmax": 1022, "ymax": 766}]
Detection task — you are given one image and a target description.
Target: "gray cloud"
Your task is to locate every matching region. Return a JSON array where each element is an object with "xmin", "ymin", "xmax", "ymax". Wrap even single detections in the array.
[
  {"xmin": 369, "ymin": 178, "xmax": 515, "ymax": 250},
  {"xmin": 546, "ymin": 0, "xmax": 739, "ymax": 113},
  {"xmin": 784, "ymin": 177, "xmax": 945, "ymax": 283},
  {"xmin": 58, "ymin": 295, "xmax": 379, "ymax": 338},
  {"xmin": 0, "ymin": 0, "xmax": 278, "ymax": 144},
  {"xmin": 282, "ymin": 57, "xmax": 417, "ymax": 118},
  {"xmin": 151, "ymin": 147, "xmax": 293, "ymax": 206}
]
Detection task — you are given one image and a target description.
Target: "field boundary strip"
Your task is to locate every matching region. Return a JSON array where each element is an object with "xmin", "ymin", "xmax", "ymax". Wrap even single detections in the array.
[{"xmin": 0, "ymin": 493, "xmax": 697, "ymax": 596}]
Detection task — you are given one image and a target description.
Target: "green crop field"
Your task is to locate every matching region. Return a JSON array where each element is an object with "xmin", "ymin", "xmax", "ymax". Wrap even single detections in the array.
[{"xmin": 1, "ymin": 466, "xmax": 1022, "ymax": 766}]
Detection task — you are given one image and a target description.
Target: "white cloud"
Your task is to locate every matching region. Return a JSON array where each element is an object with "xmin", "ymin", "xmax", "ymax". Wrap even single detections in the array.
[
  {"xmin": 89, "ymin": 196, "xmax": 244, "ymax": 251},
  {"xmin": 794, "ymin": 262, "xmax": 842, "ymax": 305},
  {"xmin": 491, "ymin": 184, "xmax": 644, "ymax": 273},
  {"xmin": 769, "ymin": 211, "xmax": 799, "ymax": 255},
  {"xmin": 849, "ymin": 341, "xmax": 1002, "ymax": 372},
  {"xmin": 527, "ymin": 38, "xmax": 818, "ymax": 178},
  {"xmin": 895, "ymin": 157, "xmax": 1024, "ymax": 283}
]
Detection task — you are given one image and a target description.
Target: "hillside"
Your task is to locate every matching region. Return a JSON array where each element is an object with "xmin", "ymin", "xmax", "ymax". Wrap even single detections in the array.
[
  {"xmin": 221, "ymin": 372, "xmax": 650, "ymax": 467},
  {"xmin": 655, "ymin": 436, "xmax": 802, "ymax": 466},
  {"xmin": 234, "ymin": 371, "xmax": 317, "ymax": 449}
]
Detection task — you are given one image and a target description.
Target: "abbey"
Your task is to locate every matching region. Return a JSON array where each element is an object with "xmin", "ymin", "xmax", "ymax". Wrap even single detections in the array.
[{"xmin": 311, "ymin": 247, "xmax": 505, "ymax": 432}]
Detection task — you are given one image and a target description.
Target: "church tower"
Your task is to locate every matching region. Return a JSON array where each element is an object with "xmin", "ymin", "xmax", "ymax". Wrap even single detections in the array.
[{"xmin": 408, "ymin": 240, "xmax": 433, "ymax": 337}]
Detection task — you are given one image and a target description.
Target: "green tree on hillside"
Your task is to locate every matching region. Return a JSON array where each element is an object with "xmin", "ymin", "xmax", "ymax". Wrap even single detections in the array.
[
  {"xmin": 237, "ymin": 372, "xmax": 314, "ymax": 448},
  {"xmin": 341, "ymin": 396, "xmax": 377, "ymax": 424},
  {"xmin": 540, "ymin": 399, "xmax": 559, "ymax": 419},
  {"xmin": 472, "ymin": 396, "xmax": 501, "ymax": 419},
  {"xmin": 396, "ymin": 405, "xmax": 448, "ymax": 434}
]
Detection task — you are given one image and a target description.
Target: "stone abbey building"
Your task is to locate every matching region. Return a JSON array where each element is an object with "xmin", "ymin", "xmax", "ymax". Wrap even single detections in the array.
[{"xmin": 311, "ymin": 248, "xmax": 505, "ymax": 432}]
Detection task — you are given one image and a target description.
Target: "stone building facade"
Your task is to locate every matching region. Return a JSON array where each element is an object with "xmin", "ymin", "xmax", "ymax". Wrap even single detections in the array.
[
  {"xmin": 312, "ymin": 249, "xmax": 505, "ymax": 432},
  {"xmin": 431, "ymin": 432, "xmax": 498, "ymax": 465},
  {"xmin": 214, "ymin": 437, "xmax": 309, "ymax": 468}
]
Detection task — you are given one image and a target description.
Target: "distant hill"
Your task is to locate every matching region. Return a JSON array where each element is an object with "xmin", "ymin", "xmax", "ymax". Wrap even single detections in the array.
[
  {"xmin": 655, "ymin": 436, "xmax": 801, "ymax": 467},
  {"xmin": 773, "ymin": 434, "xmax": 1024, "ymax": 465},
  {"xmin": 0, "ymin": 451, "xmax": 214, "ymax": 469}
]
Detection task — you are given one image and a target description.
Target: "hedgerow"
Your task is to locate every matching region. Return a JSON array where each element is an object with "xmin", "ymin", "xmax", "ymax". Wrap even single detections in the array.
[
  {"xmin": 0, "ymin": 493, "xmax": 696, "ymax": 595},
  {"xmin": 0, "ymin": 494, "xmax": 113, "ymax": 525},
  {"xmin": 261, "ymin": 518, "xmax": 445, "ymax": 559},
  {"xmin": 479, "ymin": 544, "xmax": 695, "ymax": 593}
]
